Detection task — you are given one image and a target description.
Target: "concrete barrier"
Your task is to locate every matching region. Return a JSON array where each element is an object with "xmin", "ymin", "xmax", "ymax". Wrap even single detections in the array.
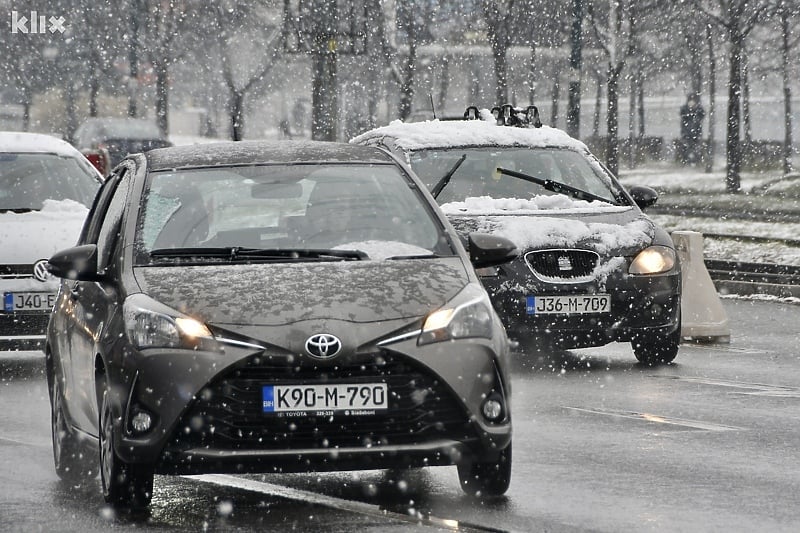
[{"xmin": 672, "ymin": 231, "xmax": 731, "ymax": 343}]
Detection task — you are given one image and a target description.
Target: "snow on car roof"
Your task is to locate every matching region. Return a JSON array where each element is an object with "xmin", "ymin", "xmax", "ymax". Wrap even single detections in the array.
[
  {"xmin": 0, "ymin": 131, "xmax": 85, "ymax": 158},
  {"xmin": 350, "ymin": 114, "xmax": 589, "ymax": 152}
]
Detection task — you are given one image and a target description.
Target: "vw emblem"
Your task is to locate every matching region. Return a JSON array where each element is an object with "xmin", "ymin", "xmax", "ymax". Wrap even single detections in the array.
[
  {"xmin": 33, "ymin": 260, "xmax": 51, "ymax": 282},
  {"xmin": 305, "ymin": 333, "xmax": 342, "ymax": 359}
]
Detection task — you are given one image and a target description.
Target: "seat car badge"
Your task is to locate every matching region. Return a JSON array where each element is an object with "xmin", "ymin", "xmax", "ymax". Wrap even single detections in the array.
[
  {"xmin": 33, "ymin": 259, "xmax": 51, "ymax": 282},
  {"xmin": 557, "ymin": 256, "xmax": 573, "ymax": 271},
  {"xmin": 305, "ymin": 333, "xmax": 342, "ymax": 358}
]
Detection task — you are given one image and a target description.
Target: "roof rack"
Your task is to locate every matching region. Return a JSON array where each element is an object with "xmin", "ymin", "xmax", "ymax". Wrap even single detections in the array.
[{"xmin": 463, "ymin": 104, "xmax": 542, "ymax": 128}]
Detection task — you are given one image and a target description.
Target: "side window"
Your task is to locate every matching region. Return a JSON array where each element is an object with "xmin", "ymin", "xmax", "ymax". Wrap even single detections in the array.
[
  {"xmin": 79, "ymin": 170, "xmax": 123, "ymax": 245},
  {"xmin": 96, "ymin": 175, "xmax": 131, "ymax": 270}
]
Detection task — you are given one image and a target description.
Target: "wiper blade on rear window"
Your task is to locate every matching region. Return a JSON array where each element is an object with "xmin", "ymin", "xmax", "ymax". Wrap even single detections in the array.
[
  {"xmin": 431, "ymin": 154, "xmax": 467, "ymax": 199},
  {"xmin": 495, "ymin": 167, "xmax": 618, "ymax": 204},
  {"xmin": 149, "ymin": 247, "xmax": 368, "ymax": 261}
]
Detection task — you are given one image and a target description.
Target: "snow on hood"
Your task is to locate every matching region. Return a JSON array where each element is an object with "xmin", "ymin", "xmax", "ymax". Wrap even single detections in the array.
[
  {"xmin": 350, "ymin": 116, "xmax": 588, "ymax": 152},
  {"xmin": 448, "ymin": 208, "xmax": 654, "ymax": 256},
  {"xmin": 135, "ymin": 257, "xmax": 468, "ymax": 327},
  {"xmin": 0, "ymin": 199, "xmax": 88, "ymax": 263},
  {"xmin": 441, "ymin": 195, "xmax": 631, "ymax": 216}
]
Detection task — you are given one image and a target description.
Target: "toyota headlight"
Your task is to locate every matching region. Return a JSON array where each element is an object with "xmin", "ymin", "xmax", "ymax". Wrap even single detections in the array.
[
  {"xmin": 629, "ymin": 246, "xmax": 676, "ymax": 275},
  {"xmin": 419, "ymin": 285, "xmax": 494, "ymax": 345},
  {"xmin": 123, "ymin": 294, "xmax": 213, "ymax": 350}
]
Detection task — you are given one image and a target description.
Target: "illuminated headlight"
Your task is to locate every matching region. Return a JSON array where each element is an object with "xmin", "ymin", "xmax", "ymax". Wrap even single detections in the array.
[
  {"xmin": 123, "ymin": 295, "xmax": 213, "ymax": 350},
  {"xmin": 419, "ymin": 285, "xmax": 494, "ymax": 345},
  {"xmin": 629, "ymin": 246, "xmax": 676, "ymax": 275}
]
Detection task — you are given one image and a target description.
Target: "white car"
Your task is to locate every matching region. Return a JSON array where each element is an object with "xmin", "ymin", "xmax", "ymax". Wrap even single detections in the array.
[{"xmin": 0, "ymin": 132, "xmax": 102, "ymax": 351}]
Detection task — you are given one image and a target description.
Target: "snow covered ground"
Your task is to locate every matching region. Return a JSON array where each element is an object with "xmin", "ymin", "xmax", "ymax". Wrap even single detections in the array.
[{"xmin": 619, "ymin": 162, "xmax": 800, "ymax": 267}]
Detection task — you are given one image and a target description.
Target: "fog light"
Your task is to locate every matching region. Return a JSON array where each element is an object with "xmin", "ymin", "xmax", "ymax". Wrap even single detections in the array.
[
  {"xmin": 481, "ymin": 398, "xmax": 504, "ymax": 421},
  {"xmin": 131, "ymin": 411, "xmax": 153, "ymax": 433}
]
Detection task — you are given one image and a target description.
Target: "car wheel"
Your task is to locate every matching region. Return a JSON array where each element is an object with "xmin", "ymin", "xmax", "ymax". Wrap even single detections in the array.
[
  {"xmin": 632, "ymin": 325, "xmax": 680, "ymax": 366},
  {"xmin": 457, "ymin": 443, "xmax": 512, "ymax": 497},
  {"xmin": 51, "ymin": 377, "xmax": 95, "ymax": 483},
  {"xmin": 99, "ymin": 387, "xmax": 154, "ymax": 508}
]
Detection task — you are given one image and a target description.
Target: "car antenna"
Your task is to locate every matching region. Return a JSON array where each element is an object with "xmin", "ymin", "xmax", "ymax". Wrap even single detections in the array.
[{"xmin": 429, "ymin": 93, "xmax": 437, "ymax": 120}]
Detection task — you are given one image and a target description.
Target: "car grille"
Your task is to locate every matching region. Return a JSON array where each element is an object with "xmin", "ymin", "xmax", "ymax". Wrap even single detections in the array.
[
  {"xmin": 0, "ymin": 264, "xmax": 34, "ymax": 279},
  {"xmin": 525, "ymin": 249, "xmax": 599, "ymax": 281},
  {"xmin": 0, "ymin": 312, "xmax": 49, "ymax": 335},
  {"xmin": 165, "ymin": 352, "xmax": 476, "ymax": 452}
]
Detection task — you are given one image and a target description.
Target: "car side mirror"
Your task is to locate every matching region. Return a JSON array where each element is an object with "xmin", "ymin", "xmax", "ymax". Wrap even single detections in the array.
[
  {"xmin": 468, "ymin": 232, "xmax": 517, "ymax": 269},
  {"xmin": 47, "ymin": 244, "xmax": 103, "ymax": 281},
  {"xmin": 628, "ymin": 185, "xmax": 659, "ymax": 210}
]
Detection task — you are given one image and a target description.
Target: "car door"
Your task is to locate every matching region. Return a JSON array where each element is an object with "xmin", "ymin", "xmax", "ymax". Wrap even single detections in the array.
[{"xmin": 64, "ymin": 165, "xmax": 131, "ymax": 434}]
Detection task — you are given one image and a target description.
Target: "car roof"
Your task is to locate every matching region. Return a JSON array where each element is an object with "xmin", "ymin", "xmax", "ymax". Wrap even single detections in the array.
[
  {"xmin": 351, "ymin": 115, "xmax": 589, "ymax": 152},
  {"xmin": 0, "ymin": 131, "xmax": 85, "ymax": 158},
  {"xmin": 144, "ymin": 140, "xmax": 398, "ymax": 171}
]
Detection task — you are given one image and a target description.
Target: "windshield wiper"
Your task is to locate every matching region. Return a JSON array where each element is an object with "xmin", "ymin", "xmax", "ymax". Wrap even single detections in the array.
[
  {"xmin": 149, "ymin": 247, "xmax": 367, "ymax": 261},
  {"xmin": 495, "ymin": 167, "xmax": 617, "ymax": 204},
  {"xmin": 386, "ymin": 253, "xmax": 447, "ymax": 260},
  {"xmin": 431, "ymin": 154, "xmax": 467, "ymax": 199}
]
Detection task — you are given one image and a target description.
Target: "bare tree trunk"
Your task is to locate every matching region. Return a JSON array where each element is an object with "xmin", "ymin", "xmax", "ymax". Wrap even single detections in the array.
[
  {"xmin": 780, "ymin": 1, "xmax": 793, "ymax": 174},
  {"xmin": 726, "ymin": 23, "xmax": 743, "ymax": 193},
  {"xmin": 607, "ymin": 66, "xmax": 621, "ymax": 176},
  {"xmin": 550, "ymin": 69, "xmax": 560, "ymax": 125},
  {"xmin": 397, "ymin": 35, "xmax": 416, "ymax": 120},
  {"xmin": 628, "ymin": 64, "xmax": 636, "ymax": 168},
  {"xmin": 705, "ymin": 25, "xmax": 716, "ymax": 173},
  {"xmin": 154, "ymin": 59, "xmax": 169, "ymax": 137},
  {"xmin": 593, "ymin": 73, "xmax": 602, "ymax": 138},
  {"xmin": 637, "ymin": 77, "xmax": 645, "ymax": 139},
  {"xmin": 230, "ymin": 91, "xmax": 245, "ymax": 141},
  {"xmin": 493, "ymin": 43, "xmax": 509, "ymax": 105},
  {"xmin": 438, "ymin": 54, "xmax": 450, "ymax": 112},
  {"xmin": 312, "ymin": 49, "xmax": 338, "ymax": 140},
  {"xmin": 741, "ymin": 43, "xmax": 752, "ymax": 147},
  {"xmin": 528, "ymin": 44, "xmax": 536, "ymax": 105}
]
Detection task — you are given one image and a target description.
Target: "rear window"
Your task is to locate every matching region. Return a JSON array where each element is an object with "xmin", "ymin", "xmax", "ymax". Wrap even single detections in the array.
[{"xmin": 0, "ymin": 153, "xmax": 100, "ymax": 210}]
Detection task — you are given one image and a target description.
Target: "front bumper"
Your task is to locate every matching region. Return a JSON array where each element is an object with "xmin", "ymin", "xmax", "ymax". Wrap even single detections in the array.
[
  {"xmin": 483, "ymin": 262, "xmax": 681, "ymax": 349},
  {"xmin": 105, "ymin": 331, "xmax": 512, "ymax": 473},
  {"xmin": 0, "ymin": 312, "xmax": 49, "ymax": 351}
]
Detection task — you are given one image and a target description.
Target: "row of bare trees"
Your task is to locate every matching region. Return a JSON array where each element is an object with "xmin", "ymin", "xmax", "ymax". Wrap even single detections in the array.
[{"xmin": 2, "ymin": 0, "xmax": 799, "ymax": 191}]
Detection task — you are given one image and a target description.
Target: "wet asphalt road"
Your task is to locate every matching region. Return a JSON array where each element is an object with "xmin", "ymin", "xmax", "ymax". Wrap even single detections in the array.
[{"xmin": 1, "ymin": 298, "xmax": 799, "ymax": 532}]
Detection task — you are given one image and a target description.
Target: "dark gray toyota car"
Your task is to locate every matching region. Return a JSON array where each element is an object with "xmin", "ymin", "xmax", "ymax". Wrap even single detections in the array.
[{"xmin": 44, "ymin": 141, "xmax": 516, "ymax": 508}]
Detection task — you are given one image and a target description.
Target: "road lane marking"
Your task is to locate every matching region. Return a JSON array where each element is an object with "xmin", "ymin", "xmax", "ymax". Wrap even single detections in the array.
[
  {"xmin": 680, "ymin": 345, "xmax": 766, "ymax": 354},
  {"xmin": 652, "ymin": 376, "xmax": 800, "ymax": 397},
  {"xmin": 186, "ymin": 473, "xmax": 510, "ymax": 533},
  {"xmin": 0, "ymin": 436, "xmax": 49, "ymax": 448},
  {"xmin": 563, "ymin": 407, "xmax": 743, "ymax": 431}
]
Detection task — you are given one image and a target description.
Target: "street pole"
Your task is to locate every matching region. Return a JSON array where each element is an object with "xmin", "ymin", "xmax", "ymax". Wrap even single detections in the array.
[{"xmin": 566, "ymin": 0, "xmax": 583, "ymax": 139}]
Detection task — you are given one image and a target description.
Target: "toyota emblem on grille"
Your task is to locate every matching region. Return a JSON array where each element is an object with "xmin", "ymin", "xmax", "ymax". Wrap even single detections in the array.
[
  {"xmin": 33, "ymin": 260, "xmax": 51, "ymax": 282},
  {"xmin": 305, "ymin": 334, "xmax": 342, "ymax": 358}
]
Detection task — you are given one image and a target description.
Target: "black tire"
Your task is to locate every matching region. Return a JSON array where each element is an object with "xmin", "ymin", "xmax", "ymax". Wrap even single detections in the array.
[
  {"xmin": 51, "ymin": 377, "xmax": 95, "ymax": 483},
  {"xmin": 457, "ymin": 444, "xmax": 512, "ymax": 497},
  {"xmin": 99, "ymin": 387, "xmax": 154, "ymax": 509},
  {"xmin": 632, "ymin": 325, "xmax": 681, "ymax": 366}
]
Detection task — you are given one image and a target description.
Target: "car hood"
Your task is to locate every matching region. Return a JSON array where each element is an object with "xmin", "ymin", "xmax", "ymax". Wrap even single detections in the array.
[
  {"xmin": 446, "ymin": 206, "xmax": 656, "ymax": 256},
  {"xmin": 0, "ymin": 200, "xmax": 87, "ymax": 264},
  {"xmin": 133, "ymin": 257, "xmax": 468, "ymax": 327}
]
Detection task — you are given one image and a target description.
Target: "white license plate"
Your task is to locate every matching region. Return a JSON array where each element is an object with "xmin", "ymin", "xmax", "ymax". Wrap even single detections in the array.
[
  {"xmin": 3, "ymin": 292, "xmax": 57, "ymax": 312},
  {"xmin": 262, "ymin": 383, "xmax": 388, "ymax": 414},
  {"xmin": 526, "ymin": 294, "xmax": 611, "ymax": 315}
]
